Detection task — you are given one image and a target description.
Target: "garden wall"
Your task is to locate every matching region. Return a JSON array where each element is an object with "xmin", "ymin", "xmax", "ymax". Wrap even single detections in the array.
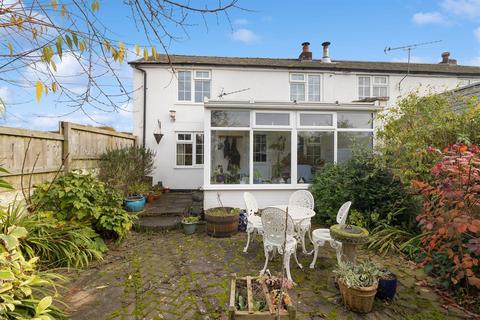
[{"xmin": 0, "ymin": 122, "xmax": 136, "ymax": 203}]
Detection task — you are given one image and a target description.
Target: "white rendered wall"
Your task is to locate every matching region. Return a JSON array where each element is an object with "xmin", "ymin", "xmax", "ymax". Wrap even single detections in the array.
[{"xmin": 132, "ymin": 64, "xmax": 476, "ymax": 190}]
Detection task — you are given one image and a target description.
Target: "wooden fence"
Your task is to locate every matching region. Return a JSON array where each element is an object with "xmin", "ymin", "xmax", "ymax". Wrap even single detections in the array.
[{"xmin": 0, "ymin": 122, "xmax": 136, "ymax": 200}]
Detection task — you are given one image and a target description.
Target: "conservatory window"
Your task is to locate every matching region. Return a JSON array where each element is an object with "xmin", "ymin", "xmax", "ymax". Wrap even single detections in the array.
[
  {"xmin": 337, "ymin": 112, "xmax": 373, "ymax": 129},
  {"xmin": 298, "ymin": 113, "xmax": 333, "ymax": 127},
  {"xmin": 337, "ymin": 132, "xmax": 373, "ymax": 163},
  {"xmin": 211, "ymin": 110, "xmax": 250, "ymax": 127},
  {"xmin": 255, "ymin": 112, "xmax": 290, "ymax": 126},
  {"xmin": 297, "ymin": 131, "xmax": 334, "ymax": 183},
  {"xmin": 253, "ymin": 131, "xmax": 291, "ymax": 184},
  {"xmin": 253, "ymin": 134, "xmax": 267, "ymax": 162},
  {"xmin": 210, "ymin": 131, "xmax": 250, "ymax": 184}
]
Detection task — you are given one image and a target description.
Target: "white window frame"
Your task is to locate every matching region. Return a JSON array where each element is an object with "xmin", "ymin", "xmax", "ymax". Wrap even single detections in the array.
[
  {"xmin": 358, "ymin": 75, "xmax": 389, "ymax": 99},
  {"xmin": 289, "ymin": 73, "xmax": 322, "ymax": 102},
  {"xmin": 175, "ymin": 132, "xmax": 204, "ymax": 168},
  {"xmin": 253, "ymin": 110, "xmax": 292, "ymax": 129},
  {"xmin": 297, "ymin": 111, "xmax": 335, "ymax": 129},
  {"xmin": 204, "ymin": 109, "xmax": 376, "ymax": 188},
  {"xmin": 176, "ymin": 69, "xmax": 211, "ymax": 103}
]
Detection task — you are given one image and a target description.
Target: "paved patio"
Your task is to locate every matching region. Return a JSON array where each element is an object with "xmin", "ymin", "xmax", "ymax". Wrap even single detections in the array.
[{"xmin": 63, "ymin": 229, "xmax": 472, "ymax": 320}]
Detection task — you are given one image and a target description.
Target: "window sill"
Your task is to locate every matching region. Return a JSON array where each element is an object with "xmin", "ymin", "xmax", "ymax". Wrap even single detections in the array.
[
  {"xmin": 201, "ymin": 184, "xmax": 310, "ymax": 191},
  {"xmin": 174, "ymin": 165, "xmax": 204, "ymax": 169}
]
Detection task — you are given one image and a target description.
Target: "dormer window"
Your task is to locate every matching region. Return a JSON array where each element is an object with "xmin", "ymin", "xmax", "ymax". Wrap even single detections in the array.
[{"xmin": 290, "ymin": 73, "xmax": 321, "ymax": 102}]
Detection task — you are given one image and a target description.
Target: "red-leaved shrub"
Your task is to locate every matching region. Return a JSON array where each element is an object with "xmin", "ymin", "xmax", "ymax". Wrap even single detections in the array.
[{"xmin": 413, "ymin": 144, "xmax": 480, "ymax": 292}]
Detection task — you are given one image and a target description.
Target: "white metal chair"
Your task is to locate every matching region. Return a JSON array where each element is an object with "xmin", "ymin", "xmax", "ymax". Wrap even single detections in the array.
[
  {"xmin": 243, "ymin": 192, "xmax": 263, "ymax": 253},
  {"xmin": 260, "ymin": 207, "xmax": 302, "ymax": 281},
  {"xmin": 288, "ymin": 190, "xmax": 315, "ymax": 254},
  {"xmin": 310, "ymin": 201, "xmax": 352, "ymax": 268}
]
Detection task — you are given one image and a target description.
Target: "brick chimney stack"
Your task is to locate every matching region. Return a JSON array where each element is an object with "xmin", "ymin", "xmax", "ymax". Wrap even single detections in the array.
[{"xmin": 299, "ymin": 42, "xmax": 312, "ymax": 61}]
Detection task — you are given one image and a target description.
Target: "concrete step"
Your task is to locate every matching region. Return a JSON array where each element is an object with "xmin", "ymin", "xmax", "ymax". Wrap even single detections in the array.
[{"xmin": 134, "ymin": 215, "xmax": 181, "ymax": 232}]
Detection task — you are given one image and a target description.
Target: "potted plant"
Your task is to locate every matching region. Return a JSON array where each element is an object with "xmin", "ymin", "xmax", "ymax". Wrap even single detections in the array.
[
  {"xmin": 181, "ymin": 216, "xmax": 200, "ymax": 235},
  {"xmin": 124, "ymin": 182, "xmax": 150, "ymax": 212},
  {"xmin": 376, "ymin": 270, "xmax": 397, "ymax": 300},
  {"xmin": 205, "ymin": 207, "xmax": 240, "ymax": 237},
  {"xmin": 147, "ymin": 185, "xmax": 163, "ymax": 203},
  {"xmin": 333, "ymin": 261, "xmax": 385, "ymax": 313}
]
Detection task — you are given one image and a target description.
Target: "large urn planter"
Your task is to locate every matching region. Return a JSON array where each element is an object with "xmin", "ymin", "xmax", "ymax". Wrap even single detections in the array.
[
  {"xmin": 338, "ymin": 279, "xmax": 378, "ymax": 313},
  {"xmin": 124, "ymin": 195, "xmax": 146, "ymax": 212},
  {"xmin": 205, "ymin": 207, "xmax": 240, "ymax": 237},
  {"xmin": 330, "ymin": 224, "xmax": 369, "ymax": 264}
]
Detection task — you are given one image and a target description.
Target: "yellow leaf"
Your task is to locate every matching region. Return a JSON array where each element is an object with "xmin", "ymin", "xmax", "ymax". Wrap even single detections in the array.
[
  {"xmin": 51, "ymin": 82, "xmax": 57, "ymax": 93},
  {"xmin": 143, "ymin": 47, "xmax": 148, "ymax": 61},
  {"xmin": 7, "ymin": 43, "xmax": 13, "ymax": 56},
  {"xmin": 151, "ymin": 47, "xmax": 157, "ymax": 60},
  {"xmin": 61, "ymin": 5, "xmax": 67, "ymax": 17},
  {"xmin": 35, "ymin": 81, "xmax": 42, "ymax": 103},
  {"xmin": 135, "ymin": 44, "xmax": 140, "ymax": 56},
  {"xmin": 51, "ymin": 0, "xmax": 58, "ymax": 10}
]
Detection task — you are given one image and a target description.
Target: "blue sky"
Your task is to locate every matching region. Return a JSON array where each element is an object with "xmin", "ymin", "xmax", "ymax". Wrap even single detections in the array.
[{"xmin": 2, "ymin": 0, "xmax": 480, "ymax": 132}]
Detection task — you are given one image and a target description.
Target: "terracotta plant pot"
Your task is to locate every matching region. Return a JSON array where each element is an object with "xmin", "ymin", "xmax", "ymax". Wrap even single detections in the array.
[{"xmin": 338, "ymin": 279, "xmax": 378, "ymax": 313}]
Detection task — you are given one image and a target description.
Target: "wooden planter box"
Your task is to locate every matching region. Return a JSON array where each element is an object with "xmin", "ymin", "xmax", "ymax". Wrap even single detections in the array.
[{"xmin": 228, "ymin": 274, "xmax": 296, "ymax": 319}]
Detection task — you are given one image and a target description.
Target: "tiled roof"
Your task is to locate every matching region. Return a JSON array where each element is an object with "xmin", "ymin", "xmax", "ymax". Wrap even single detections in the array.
[{"xmin": 129, "ymin": 54, "xmax": 480, "ymax": 76}]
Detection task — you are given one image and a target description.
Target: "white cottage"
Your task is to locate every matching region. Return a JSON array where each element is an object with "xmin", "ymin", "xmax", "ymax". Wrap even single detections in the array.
[{"xmin": 129, "ymin": 42, "xmax": 480, "ymax": 209}]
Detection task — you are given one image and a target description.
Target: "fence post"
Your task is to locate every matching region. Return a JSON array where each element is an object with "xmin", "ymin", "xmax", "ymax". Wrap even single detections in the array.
[{"xmin": 62, "ymin": 122, "xmax": 72, "ymax": 172}]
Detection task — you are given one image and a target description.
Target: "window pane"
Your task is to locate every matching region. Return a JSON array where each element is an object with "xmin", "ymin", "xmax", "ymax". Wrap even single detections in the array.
[
  {"xmin": 194, "ymin": 79, "xmax": 210, "ymax": 103},
  {"xmin": 178, "ymin": 71, "xmax": 191, "ymax": 101},
  {"xmin": 290, "ymin": 83, "xmax": 305, "ymax": 102},
  {"xmin": 254, "ymin": 134, "xmax": 267, "ymax": 162},
  {"xmin": 308, "ymin": 75, "xmax": 320, "ymax": 101},
  {"xmin": 374, "ymin": 76, "xmax": 387, "ymax": 84},
  {"xmin": 176, "ymin": 143, "xmax": 193, "ymax": 166},
  {"xmin": 299, "ymin": 113, "xmax": 332, "ymax": 126},
  {"xmin": 211, "ymin": 110, "xmax": 250, "ymax": 127},
  {"xmin": 256, "ymin": 113, "xmax": 290, "ymax": 126},
  {"xmin": 291, "ymin": 74, "xmax": 305, "ymax": 81},
  {"xmin": 373, "ymin": 86, "xmax": 387, "ymax": 97},
  {"xmin": 337, "ymin": 112, "xmax": 374, "ymax": 129},
  {"xmin": 196, "ymin": 134, "xmax": 204, "ymax": 165},
  {"xmin": 253, "ymin": 131, "xmax": 291, "ymax": 184},
  {"xmin": 178, "ymin": 133, "xmax": 192, "ymax": 141},
  {"xmin": 358, "ymin": 76, "xmax": 371, "ymax": 99},
  {"xmin": 211, "ymin": 131, "xmax": 250, "ymax": 184},
  {"xmin": 195, "ymin": 71, "xmax": 210, "ymax": 79},
  {"xmin": 337, "ymin": 132, "xmax": 373, "ymax": 163},
  {"xmin": 297, "ymin": 132, "xmax": 334, "ymax": 183}
]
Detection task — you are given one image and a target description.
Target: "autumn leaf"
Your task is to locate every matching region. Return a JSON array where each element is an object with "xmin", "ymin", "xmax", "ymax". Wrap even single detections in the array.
[{"xmin": 35, "ymin": 81, "xmax": 43, "ymax": 103}]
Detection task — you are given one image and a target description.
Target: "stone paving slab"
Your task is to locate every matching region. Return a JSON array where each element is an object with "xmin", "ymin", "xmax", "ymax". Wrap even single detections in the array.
[{"xmin": 63, "ymin": 230, "xmax": 473, "ymax": 320}]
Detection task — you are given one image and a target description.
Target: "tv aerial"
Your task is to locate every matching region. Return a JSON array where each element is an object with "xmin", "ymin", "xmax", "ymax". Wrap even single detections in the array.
[
  {"xmin": 384, "ymin": 40, "xmax": 442, "ymax": 89},
  {"xmin": 217, "ymin": 87, "xmax": 251, "ymax": 99}
]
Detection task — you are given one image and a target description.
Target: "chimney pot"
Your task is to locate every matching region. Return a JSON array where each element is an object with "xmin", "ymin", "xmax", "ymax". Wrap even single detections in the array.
[
  {"xmin": 439, "ymin": 51, "xmax": 457, "ymax": 65},
  {"xmin": 299, "ymin": 42, "xmax": 312, "ymax": 61},
  {"xmin": 322, "ymin": 41, "xmax": 331, "ymax": 63}
]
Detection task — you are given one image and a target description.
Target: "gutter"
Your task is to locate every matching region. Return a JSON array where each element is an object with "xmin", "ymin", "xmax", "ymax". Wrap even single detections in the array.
[{"xmin": 133, "ymin": 65, "xmax": 147, "ymax": 146}]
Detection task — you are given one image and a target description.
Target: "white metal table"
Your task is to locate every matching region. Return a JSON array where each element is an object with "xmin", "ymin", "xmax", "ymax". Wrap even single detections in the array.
[{"xmin": 272, "ymin": 205, "xmax": 315, "ymax": 254}]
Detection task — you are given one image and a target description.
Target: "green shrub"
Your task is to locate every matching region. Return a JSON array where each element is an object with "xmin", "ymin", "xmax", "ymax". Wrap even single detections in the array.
[
  {"xmin": 3, "ymin": 203, "xmax": 105, "ymax": 268},
  {"xmin": 32, "ymin": 172, "xmax": 135, "ymax": 240},
  {"xmin": 0, "ymin": 169, "xmax": 66, "ymax": 319},
  {"xmin": 99, "ymin": 145, "xmax": 155, "ymax": 195},
  {"xmin": 310, "ymin": 150, "xmax": 418, "ymax": 231},
  {"xmin": 377, "ymin": 91, "xmax": 480, "ymax": 185}
]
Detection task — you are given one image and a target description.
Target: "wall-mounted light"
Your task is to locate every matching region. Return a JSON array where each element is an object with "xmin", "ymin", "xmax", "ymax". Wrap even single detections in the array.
[
  {"xmin": 153, "ymin": 120, "xmax": 163, "ymax": 144},
  {"xmin": 169, "ymin": 109, "xmax": 176, "ymax": 122}
]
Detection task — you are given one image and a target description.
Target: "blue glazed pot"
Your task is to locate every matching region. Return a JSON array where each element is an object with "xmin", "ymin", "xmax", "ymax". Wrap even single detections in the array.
[
  {"xmin": 124, "ymin": 196, "xmax": 146, "ymax": 212},
  {"xmin": 182, "ymin": 223, "xmax": 197, "ymax": 235},
  {"xmin": 376, "ymin": 273, "xmax": 397, "ymax": 300}
]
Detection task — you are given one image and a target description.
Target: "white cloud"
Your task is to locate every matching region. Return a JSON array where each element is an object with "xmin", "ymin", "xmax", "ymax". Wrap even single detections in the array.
[
  {"xmin": 441, "ymin": 0, "xmax": 480, "ymax": 19},
  {"xmin": 231, "ymin": 28, "xmax": 259, "ymax": 44},
  {"xmin": 412, "ymin": 12, "xmax": 448, "ymax": 25},
  {"xmin": 234, "ymin": 18, "xmax": 248, "ymax": 26}
]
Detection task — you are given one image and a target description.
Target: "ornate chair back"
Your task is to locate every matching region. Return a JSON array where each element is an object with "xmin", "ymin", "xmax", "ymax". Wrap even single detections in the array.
[
  {"xmin": 288, "ymin": 190, "xmax": 314, "ymax": 210},
  {"xmin": 336, "ymin": 201, "xmax": 352, "ymax": 224},
  {"xmin": 261, "ymin": 207, "xmax": 295, "ymax": 248},
  {"xmin": 244, "ymin": 192, "xmax": 259, "ymax": 219}
]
